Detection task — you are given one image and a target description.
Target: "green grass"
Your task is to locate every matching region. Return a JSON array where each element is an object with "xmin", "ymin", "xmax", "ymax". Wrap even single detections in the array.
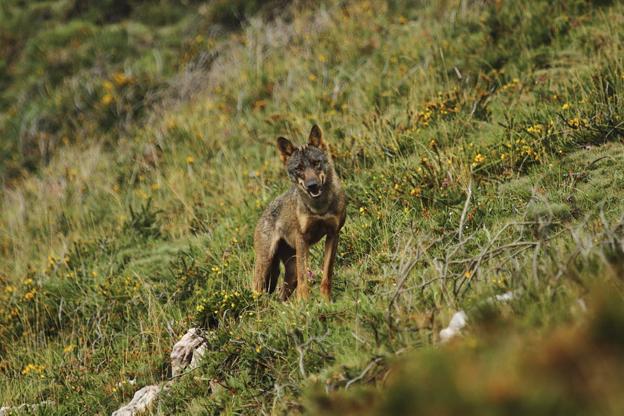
[{"xmin": 1, "ymin": 0, "xmax": 624, "ymax": 414}]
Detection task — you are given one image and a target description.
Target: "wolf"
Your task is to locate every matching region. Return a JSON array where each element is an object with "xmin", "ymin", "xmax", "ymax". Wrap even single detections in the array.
[{"xmin": 253, "ymin": 125, "xmax": 347, "ymax": 301}]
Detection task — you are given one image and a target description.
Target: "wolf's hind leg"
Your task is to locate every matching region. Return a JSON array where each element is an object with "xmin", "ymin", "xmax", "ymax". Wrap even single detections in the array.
[
  {"xmin": 266, "ymin": 255, "xmax": 280, "ymax": 293},
  {"xmin": 253, "ymin": 251, "xmax": 280, "ymax": 293},
  {"xmin": 253, "ymin": 234, "xmax": 280, "ymax": 293},
  {"xmin": 279, "ymin": 246, "xmax": 297, "ymax": 300}
]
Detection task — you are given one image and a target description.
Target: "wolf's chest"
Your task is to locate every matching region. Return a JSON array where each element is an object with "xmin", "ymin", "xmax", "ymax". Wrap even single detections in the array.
[{"xmin": 299, "ymin": 214, "xmax": 340, "ymax": 245}]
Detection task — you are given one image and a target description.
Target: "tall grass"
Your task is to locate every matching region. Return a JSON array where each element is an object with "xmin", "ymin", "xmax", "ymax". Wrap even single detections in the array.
[{"xmin": 1, "ymin": 0, "xmax": 623, "ymax": 414}]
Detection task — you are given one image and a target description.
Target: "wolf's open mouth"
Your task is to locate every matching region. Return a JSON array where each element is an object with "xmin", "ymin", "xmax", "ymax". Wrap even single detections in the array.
[{"xmin": 308, "ymin": 189, "xmax": 322, "ymax": 198}]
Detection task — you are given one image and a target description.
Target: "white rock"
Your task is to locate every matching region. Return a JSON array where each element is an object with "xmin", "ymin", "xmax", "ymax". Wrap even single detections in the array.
[
  {"xmin": 111, "ymin": 385, "xmax": 161, "ymax": 416},
  {"xmin": 439, "ymin": 327, "xmax": 458, "ymax": 343},
  {"xmin": 439, "ymin": 310, "xmax": 467, "ymax": 343},
  {"xmin": 190, "ymin": 343, "xmax": 207, "ymax": 370},
  {"xmin": 171, "ymin": 327, "xmax": 207, "ymax": 377},
  {"xmin": 112, "ymin": 328, "xmax": 208, "ymax": 415},
  {"xmin": 1, "ymin": 401, "xmax": 53, "ymax": 415},
  {"xmin": 495, "ymin": 291, "xmax": 514, "ymax": 302},
  {"xmin": 448, "ymin": 310, "xmax": 467, "ymax": 330}
]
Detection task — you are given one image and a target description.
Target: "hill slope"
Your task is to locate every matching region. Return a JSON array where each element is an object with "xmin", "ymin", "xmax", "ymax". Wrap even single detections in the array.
[{"xmin": 1, "ymin": 0, "xmax": 624, "ymax": 414}]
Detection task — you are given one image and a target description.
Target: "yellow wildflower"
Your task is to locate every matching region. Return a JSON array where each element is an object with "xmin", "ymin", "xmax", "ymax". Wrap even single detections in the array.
[
  {"xmin": 568, "ymin": 117, "xmax": 587, "ymax": 129},
  {"xmin": 100, "ymin": 93, "xmax": 113, "ymax": 106},
  {"xmin": 526, "ymin": 124, "xmax": 544, "ymax": 134},
  {"xmin": 112, "ymin": 72, "xmax": 130, "ymax": 86},
  {"xmin": 22, "ymin": 363, "xmax": 45, "ymax": 376},
  {"xmin": 473, "ymin": 153, "xmax": 486, "ymax": 165}
]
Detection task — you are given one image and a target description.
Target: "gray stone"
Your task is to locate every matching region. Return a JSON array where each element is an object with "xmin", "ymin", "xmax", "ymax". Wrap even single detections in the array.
[
  {"xmin": 111, "ymin": 385, "xmax": 161, "ymax": 416},
  {"xmin": 171, "ymin": 327, "xmax": 207, "ymax": 377}
]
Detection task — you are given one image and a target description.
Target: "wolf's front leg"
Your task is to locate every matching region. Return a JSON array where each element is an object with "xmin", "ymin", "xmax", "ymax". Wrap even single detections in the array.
[
  {"xmin": 320, "ymin": 231, "xmax": 339, "ymax": 301},
  {"xmin": 295, "ymin": 237, "xmax": 310, "ymax": 300}
]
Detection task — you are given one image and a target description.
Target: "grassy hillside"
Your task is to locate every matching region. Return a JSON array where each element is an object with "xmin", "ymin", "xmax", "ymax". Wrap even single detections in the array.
[{"xmin": 1, "ymin": 0, "xmax": 624, "ymax": 414}]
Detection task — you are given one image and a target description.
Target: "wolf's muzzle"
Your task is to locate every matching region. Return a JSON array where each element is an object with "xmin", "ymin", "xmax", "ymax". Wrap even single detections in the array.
[{"xmin": 305, "ymin": 179, "xmax": 322, "ymax": 198}]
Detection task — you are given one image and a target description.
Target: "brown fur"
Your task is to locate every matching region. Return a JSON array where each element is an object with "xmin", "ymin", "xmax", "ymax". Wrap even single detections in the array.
[{"xmin": 253, "ymin": 125, "xmax": 347, "ymax": 301}]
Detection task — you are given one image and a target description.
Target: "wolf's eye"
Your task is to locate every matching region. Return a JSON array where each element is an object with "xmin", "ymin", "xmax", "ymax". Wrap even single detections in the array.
[{"xmin": 314, "ymin": 160, "xmax": 322, "ymax": 169}]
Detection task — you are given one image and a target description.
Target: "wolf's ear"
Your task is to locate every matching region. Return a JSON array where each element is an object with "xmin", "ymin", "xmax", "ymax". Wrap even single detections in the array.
[
  {"xmin": 308, "ymin": 124, "xmax": 325, "ymax": 149},
  {"xmin": 277, "ymin": 137, "xmax": 295, "ymax": 162}
]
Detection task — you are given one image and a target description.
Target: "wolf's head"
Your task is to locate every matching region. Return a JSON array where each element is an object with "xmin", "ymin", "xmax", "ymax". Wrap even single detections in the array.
[{"xmin": 277, "ymin": 125, "xmax": 332, "ymax": 200}]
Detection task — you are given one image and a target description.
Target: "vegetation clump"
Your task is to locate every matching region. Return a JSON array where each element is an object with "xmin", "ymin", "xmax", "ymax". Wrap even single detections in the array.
[{"xmin": 1, "ymin": 0, "xmax": 624, "ymax": 414}]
